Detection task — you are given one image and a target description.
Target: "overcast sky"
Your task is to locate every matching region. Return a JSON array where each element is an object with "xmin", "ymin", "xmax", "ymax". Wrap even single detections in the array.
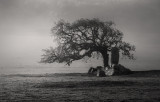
[{"xmin": 0, "ymin": 0, "xmax": 160, "ymax": 74}]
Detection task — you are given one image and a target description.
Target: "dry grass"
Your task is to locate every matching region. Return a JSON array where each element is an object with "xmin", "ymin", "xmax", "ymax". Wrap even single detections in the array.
[{"xmin": 0, "ymin": 71, "xmax": 160, "ymax": 102}]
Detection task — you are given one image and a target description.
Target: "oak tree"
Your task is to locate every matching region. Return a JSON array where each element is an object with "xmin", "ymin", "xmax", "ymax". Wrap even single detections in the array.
[{"xmin": 40, "ymin": 18, "xmax": 135, "ymax": 67}]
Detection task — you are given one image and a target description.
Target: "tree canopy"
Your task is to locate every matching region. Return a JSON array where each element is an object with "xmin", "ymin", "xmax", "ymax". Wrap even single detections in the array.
[{"xmin": 40, "ymin": 18, "xmax": 135, "ymax": 67}]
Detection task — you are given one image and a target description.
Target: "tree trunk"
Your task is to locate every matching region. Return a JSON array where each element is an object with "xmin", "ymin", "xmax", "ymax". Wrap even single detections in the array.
[{"xmin": 101, "ymin": 51, "xmax": 109, "ymax": 68}]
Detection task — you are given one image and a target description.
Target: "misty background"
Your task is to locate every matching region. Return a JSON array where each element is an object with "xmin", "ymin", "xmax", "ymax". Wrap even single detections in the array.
[{"xmin": 0, "ymin": 0, "xmax": 160, "ymax": 74}]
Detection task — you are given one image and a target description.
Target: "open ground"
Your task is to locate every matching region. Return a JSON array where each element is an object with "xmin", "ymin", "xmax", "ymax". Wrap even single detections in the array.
[{"xmin": 0, "ymin": 71, "xmax": 160, "ymax": 102}]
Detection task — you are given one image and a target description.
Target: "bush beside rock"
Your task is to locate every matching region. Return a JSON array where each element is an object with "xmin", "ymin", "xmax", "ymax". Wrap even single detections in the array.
[
  {"xmin": 113, "ymin": 64, "xmax": 133, "ymax": 75},
  {"xmin": 88, "ymin": 66, "xmax": 106, "ymax": 77}
]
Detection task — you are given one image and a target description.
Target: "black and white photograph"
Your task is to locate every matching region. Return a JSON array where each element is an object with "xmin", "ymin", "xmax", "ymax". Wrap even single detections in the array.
[{"xmin": 0, "ymin": 0, "xmax": 160, "ymax": 102}]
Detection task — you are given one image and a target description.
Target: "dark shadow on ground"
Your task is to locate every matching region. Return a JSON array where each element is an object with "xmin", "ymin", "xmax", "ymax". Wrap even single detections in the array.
[
  {"xmin": 130, "ymin": 70, "xmax": 160, "ymax": 77},
  {"xmin": 35, "ymin": 80, "xmax": 137, "ymax": 88}
]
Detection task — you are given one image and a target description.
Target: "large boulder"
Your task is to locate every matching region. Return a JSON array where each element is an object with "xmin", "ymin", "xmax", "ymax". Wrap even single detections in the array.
[
  {"xmin": 105, "ymin": 64, "xmax": 133, "ymax": 76},
  {"xmin": 105, "ymin": 68, "xmax": 114, "ymax": 76}
]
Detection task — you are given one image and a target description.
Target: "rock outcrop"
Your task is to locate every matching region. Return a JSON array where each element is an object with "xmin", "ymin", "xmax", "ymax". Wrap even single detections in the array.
[{"xmin": 88, "ymin": 64, "xmax": 132, "ymax": 76}]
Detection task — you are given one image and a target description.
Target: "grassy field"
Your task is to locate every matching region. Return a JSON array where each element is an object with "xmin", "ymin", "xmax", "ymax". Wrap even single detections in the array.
[{"xmin": 0, "ymin": 71, "xmax": 160, "ymax": 102}]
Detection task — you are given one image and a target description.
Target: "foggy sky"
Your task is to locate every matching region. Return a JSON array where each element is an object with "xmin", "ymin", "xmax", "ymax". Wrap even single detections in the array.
[{"xmin": 0, "ymin": 0, "xmax": 160, "ymax": 73}]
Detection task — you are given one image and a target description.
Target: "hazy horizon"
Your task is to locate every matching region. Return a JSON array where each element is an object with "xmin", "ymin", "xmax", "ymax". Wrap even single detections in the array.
[{"xmin": 0, "ymin": 0, "xmax": 160, "ymax": 74}]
